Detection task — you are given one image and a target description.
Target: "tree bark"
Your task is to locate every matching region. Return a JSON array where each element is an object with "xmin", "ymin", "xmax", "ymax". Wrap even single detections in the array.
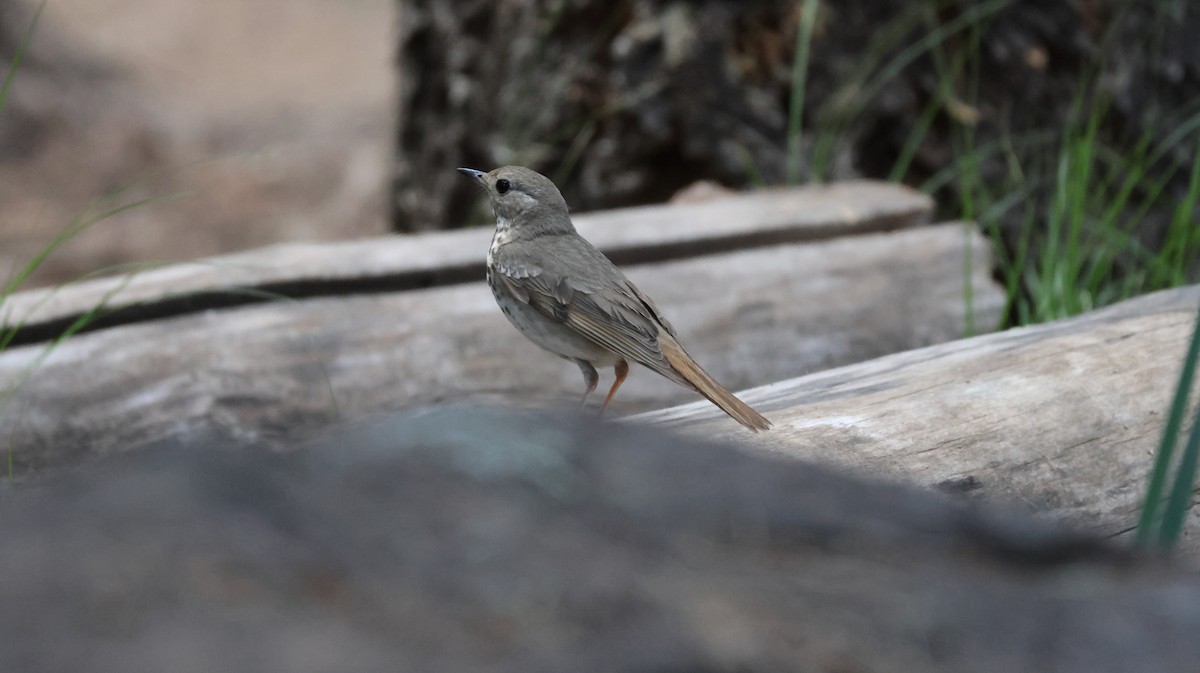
[
  {"xmin": 0, "ymin": 217, "xmax": 999, "ymax": 474},
  {"xmin": 638, "ymin": 284, "xmax": 1200, "ymax": 553},
  {"xmin": 2, "ymin": 181, "xmax": 931, "ymax": 346}
]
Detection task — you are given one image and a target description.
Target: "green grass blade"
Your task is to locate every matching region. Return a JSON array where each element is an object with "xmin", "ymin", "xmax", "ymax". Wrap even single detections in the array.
[
  {"xmin": 1, "ymin": 196, "xmax": 156, "ymax": 300},
  {"xmin": 0, "ymin": 259, "xmax": 188, "ymax": 351},
  {"xmin": 1159, "ymin": 399, "xmax": 1200, "ymax": 547},
  {"xmin": 850, "ymin": 0, "xmax": 1015, "ymax": 128},
  {"xmin": 1136, "ymin": 304, "xmax": 1200, "ymax": 547},
  {"xmin": 918, "ymin": 129, "xmax": 1057, "ymax": 194},
  {"xmin": 0, "ymin": 1, "xmax": 45, "ymax": 112},
  {"xmin": 889, "ymin": 6, "xmax": 974, "ymax": 183},
  {"xmin": 1160, "ymin": 139, "xmax": 1200, "ymax": 286},
  {"xmin": 785, "ymin": 0, "xmax": 820, "ymax": 185}
]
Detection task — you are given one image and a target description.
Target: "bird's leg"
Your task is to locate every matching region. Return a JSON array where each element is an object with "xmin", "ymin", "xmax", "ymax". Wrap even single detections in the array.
[
  {"xmin": 599, "ymin": 359, "xmax": 629, "ymax": 415},
  {"xmin": 574, "ymin": 359, "xmax": 599, "ymax": 408}
]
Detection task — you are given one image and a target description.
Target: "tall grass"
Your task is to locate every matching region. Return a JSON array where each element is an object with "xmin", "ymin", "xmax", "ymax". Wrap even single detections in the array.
[
  {"xmin": 941, "ymin": 102, "xmax": 1200, "ymax": 327},
  {"xmin": 787, "ymin": 0, "xmax": 1200, "ymax": 329}
]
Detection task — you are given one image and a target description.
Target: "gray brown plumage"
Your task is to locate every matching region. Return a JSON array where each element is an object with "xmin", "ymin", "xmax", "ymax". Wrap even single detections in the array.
[{"xmin": 458, "ymin": 165, "xmax": 772, "ymax": 432}]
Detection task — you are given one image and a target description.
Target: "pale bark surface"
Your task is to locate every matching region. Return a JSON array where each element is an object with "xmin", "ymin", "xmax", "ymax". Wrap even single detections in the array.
[
  {"xmin": 637, "ymin": 285, "xmax": 1200, "ymax": 552},
  {"xmin": 0, "ymin": 221, "xmax": 999, "ymax": 474},
  {"xmin": 3, "ymin": 181, "xmax": 929, "ymax": 346}
]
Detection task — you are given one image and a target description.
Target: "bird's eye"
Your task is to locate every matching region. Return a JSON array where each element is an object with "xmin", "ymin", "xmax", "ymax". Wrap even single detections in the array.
[{"xmin": 495, "ymin": 179, "xmax": 511, "ymax": 194}]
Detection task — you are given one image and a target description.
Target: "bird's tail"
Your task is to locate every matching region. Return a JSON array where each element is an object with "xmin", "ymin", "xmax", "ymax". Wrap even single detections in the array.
[{"xmin": 659, "ymin": 336, "xmax": 772, "ymax": 432}]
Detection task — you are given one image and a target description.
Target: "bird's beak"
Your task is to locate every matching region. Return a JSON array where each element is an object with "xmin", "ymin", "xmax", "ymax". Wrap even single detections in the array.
[{"xmin": 457, "ymin": 167, "xmax": 486, "ymax": 183}]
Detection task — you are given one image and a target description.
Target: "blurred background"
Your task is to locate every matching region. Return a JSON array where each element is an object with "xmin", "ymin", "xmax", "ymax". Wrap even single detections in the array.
[
  {"xmin": 3, "ymin": 0, "xmax": 1199, "ymax": 327},
  {"xmin": 0, "ymin": 0, "xmax": 392, "ymax": 286}
]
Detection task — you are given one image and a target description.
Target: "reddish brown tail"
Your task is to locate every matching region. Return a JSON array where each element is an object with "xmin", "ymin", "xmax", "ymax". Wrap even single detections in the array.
[{"xmin": 659, "ymin": 337, "xmax": 772, "ymax": 432}]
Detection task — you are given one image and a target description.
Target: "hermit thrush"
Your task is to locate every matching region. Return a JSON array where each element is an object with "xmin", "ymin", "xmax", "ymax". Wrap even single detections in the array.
[{"xmin": 458, "ymin": 165, "xmax": 772, "ymax": 431}]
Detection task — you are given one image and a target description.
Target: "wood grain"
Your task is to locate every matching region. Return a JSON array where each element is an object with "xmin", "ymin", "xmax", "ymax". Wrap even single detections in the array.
[
  {"xmin": 0, "ymin": 223, "xmax": 999, "ymax": 474},
  {"xmin": 634, "ymin": 285, "xmax": 1200, "ymax": 550},
  {"xmin": 2, "ymin": 181, "xmax": 930, "ymax": 345}
]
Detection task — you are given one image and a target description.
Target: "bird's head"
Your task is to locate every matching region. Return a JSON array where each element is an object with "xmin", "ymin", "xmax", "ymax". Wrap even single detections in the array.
[{"xmin": 457, "ymin": 165, "xmax": 573, "ymax": 234}]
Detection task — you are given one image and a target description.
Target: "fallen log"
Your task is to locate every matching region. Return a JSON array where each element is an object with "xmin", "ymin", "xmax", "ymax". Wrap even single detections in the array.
[
  {"xmin": 2, "ymin": 181, "xmax": 930, "ymax": 346},
  {"xmin": 0, "ymin": 222, "xmax": 1000, "ymax": 474},
  {"xmin": 636, "ymin": 284, "xmax": 1200, "ymax": 551}
]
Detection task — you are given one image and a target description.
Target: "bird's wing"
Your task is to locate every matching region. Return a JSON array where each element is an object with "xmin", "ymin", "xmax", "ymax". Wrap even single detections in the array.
[{"xmin": 492, "ymin": 251, "xmax": 690, "ymax": 388}]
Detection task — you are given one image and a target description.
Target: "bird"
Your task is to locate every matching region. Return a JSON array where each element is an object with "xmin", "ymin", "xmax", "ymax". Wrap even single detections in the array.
[{"xmin": 458, "ymin": 165, "xmax": 772, "ymax": 432}]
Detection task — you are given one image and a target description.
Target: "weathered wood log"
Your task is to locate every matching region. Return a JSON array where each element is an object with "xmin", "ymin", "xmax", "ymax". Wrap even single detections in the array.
[
  {"xmin": 2, "ymin": 181, "xmax": 930, "ymax": 346},
  {"xmin": 3, "ymin": 410, "xmax": 1198, "ymax": 673},
  {"xmin": 635, "ymin": 284, "xmax": 1200, "ymax": 551},
  {"xmin": 0, "ymin": 222, "xmax": 1000, "ymax": 474}
]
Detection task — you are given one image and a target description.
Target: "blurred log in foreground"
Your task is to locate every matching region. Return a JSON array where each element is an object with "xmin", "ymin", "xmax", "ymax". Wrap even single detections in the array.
[{"xmin": 2, "ymin": 409, "xmax": 1196, "ymax": 673}]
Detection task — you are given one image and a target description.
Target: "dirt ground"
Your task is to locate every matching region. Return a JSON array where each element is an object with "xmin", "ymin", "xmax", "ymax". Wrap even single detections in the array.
[{"xmin": 1, "ymin": 0, "xmax": 394, "ymax": 289}]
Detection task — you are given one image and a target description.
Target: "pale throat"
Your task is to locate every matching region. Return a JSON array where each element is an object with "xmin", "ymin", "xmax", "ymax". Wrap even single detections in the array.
[{"xmin": 488, "ymin": 214, "xmax": 515, "ymax": 261}]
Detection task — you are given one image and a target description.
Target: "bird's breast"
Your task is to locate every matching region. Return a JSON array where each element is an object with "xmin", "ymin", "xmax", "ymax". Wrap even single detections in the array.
[{"xmin": 487, "ymin": 217, "xmax": 515, "ymax": 265}]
